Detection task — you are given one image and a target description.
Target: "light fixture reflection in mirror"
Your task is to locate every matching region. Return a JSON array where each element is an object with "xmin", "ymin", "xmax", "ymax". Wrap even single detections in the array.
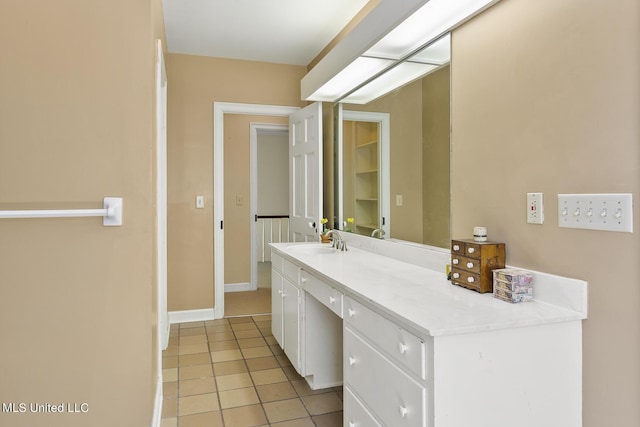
[{"xmin": 332, "ymin": 36, "xmax": 451, "ymax": 249}]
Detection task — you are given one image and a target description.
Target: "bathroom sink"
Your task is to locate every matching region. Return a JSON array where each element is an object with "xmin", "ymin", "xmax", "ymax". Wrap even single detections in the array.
[{"xmin": 286, "ymin": 243, "xmax": 337, "ymax": 255}]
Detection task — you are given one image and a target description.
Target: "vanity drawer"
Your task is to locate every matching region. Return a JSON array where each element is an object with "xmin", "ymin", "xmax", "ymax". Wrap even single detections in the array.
[
  {"xmin": 451, "ymin": 268, "xmax": 481, "ymax": 291},
  {"xmin": 271, "ymin": 252, "xmax": 283, "ymax": 273},
  {"xmin": 282, "ymin": 257, "xmax": 299, "ymax": 283},
  {"xmin": 300, "ymin": 270, "xmax": 343, "ymax": 318},
  {"xmin": 344, "ymin": 297, "xmax": 425, "ymax": 380},
  {"xmin": 450, "ymin": 254, "xmax": 481, "ymax": 274},
  {"xmin": 345, "ymin": 327, "xmax": 426, "ymax": 427},
  {"xmin": 344, "ymin": 386, "xmax": 382, "ymax": 427}
]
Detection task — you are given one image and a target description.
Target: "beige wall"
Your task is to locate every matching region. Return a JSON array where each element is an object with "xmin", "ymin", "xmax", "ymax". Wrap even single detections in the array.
[
  {"xmin": 166, "ymin": 54, "xmax": 306, "ymax": 311},
  {"xmin": 0, "ymin": 1, "xmax": 160, "ymax": 426},
  {"xmin": 452, "ymin": 0, "xmax": 640, "ymax": 425}
]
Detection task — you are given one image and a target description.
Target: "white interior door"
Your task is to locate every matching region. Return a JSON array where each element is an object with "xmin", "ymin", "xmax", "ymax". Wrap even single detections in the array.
[{"xmin": 289, "ymin": 102, "xmax": 322, "ymax": 242}]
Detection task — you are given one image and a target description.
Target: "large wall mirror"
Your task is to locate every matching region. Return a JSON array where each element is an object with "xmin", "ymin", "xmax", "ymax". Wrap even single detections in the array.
[{"xmin": 333, "ymin": 34, "xmax": 451, "ymax": 248}]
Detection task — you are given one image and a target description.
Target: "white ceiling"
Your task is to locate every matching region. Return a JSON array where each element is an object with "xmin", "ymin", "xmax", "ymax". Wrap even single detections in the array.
[{"xmin": 162, "ymin": 0, "xmax": 370, "ymax": 66}]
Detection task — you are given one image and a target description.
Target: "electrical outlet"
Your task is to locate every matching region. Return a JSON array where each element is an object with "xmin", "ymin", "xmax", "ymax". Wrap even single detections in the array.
[
  {"xmin": 558, "ymin": 193, "xmax": 633, "ymax": 232},
  {"xmin": 527, "ymin": 192, "xmax": 544, "ymax": 224}
]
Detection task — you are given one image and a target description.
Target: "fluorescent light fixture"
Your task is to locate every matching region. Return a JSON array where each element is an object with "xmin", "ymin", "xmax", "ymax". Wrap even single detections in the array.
[
  {"xmin": 342, "ymin": 62, "xmax": 438, "ymax": 104},
  {"xmin": 365, "ymin": 0, "xmax": 494, "ymax": 60},
  {"xmin": 305, "ymin": 0, "xmax": 497, "ymax": 103},
  {"xmin": 308, "ymin": 57, "xmax": 393, "ymax": 102},
  {"xmin": 409, "ymin": 33, "xmax": 451, "ymax": 64}
]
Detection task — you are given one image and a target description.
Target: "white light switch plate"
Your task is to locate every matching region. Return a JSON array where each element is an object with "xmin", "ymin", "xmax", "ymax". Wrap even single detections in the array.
[
  {"xmin": 196, "ymin": 196, "xmax": 204, "ymax": 209},
  {"xmin": 558, "ymin": 193, "xmax": 633, "ymax": 232}
]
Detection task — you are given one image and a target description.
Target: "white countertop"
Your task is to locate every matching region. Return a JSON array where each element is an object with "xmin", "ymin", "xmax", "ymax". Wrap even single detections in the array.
[{"xmin": 271, "ymin": 242, "xmax": 587, "ymax": 337}]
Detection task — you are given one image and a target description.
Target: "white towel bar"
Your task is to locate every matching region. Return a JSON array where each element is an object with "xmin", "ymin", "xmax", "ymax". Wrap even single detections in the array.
[{"xmin": 0, "ymin": 197, "xmax": 123, "ymax": 226}]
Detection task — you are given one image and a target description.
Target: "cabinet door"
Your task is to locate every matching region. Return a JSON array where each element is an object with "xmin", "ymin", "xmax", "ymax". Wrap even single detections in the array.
[
  {"xmin": 283, "ymin": 278, "xmax": 301, "ymax": 371},
  {"xmin": 271, "ymin": 269, "xmax": 284, "ymax": 348}
]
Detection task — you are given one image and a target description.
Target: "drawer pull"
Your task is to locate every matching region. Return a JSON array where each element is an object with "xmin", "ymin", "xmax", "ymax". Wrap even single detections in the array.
[
  {"xmin": 453, "ymin": 244, "xmax": 460, "ymax": 251},
  {"xmin": 348, "ymin": 356, "xmax": 357, "ymax": 366},
  {"xmin": 467, "ymin": 247, "xmax": 475, "ymax": 254},
  {"xmin": 399, "ymin": 405, "xmax": 409, "ymax": 417},
  {"xmin": 348, "ymin": 308, "xmax": 356, "ymax": 318},
  {"xmin": 467, "ymin": 277, "xmax": 475, "ymax": 283},
  {"xmin": 398, "ymin": 343, "xmax": 408, "ymax": 354},
  {"xmin": 348, "ymin": 422, "xmax": 355, "ymax": 427},
  {"xmin": 278, "ymin": 289, "xmax": 282, "ymax": 295},
  {"xmin": 301, "ymin": 276, "xmax": 308, "ymax": 284},
  {"xmin": 466, "ymin": 262, "xmax": 474, "ymax": 268},
  {"xmin": 452, "ymin": 258, "xmax": 459, "ymax": 265},
  {"xmin": 329, "ymin": 296, "xmax": 336, "ymax": 304},
  {"xmin": 452, "ymin": 272, "xmax": 460, "ymax": 279}
]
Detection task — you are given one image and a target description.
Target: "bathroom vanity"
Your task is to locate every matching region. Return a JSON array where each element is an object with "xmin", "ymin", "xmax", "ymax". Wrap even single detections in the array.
[{"xmin": 270, "ymin": 238, "xmax": 587, "ymax": 427}]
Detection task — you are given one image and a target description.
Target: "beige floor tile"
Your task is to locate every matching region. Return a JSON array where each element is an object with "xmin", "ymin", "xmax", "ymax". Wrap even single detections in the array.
[
  {"xmin": 161, "ymin": 398, "xmax": 177, "ymax": 418},
  {"xmin": 218, "ymin": 386, "xmax": 260, "ymax": 409},
  {"xmin": 206, "ymin": 318, "xmax": 230, "ymax": 326},
  {"xmin": 263, "ymin": 398, "xmax": 309, "ymax": 424},
  {"xmin": 238, "ymin": 337, "xmax": 267, "ymax": 348},
  {"xmin": 181, "ymin": 321, "xmax": 205, "ymax": 329},
  {"xmin": 301, "ymin": 392, "xmax": 343, "ymax": 415},
  {"xmin": 211, "ymin": 348, "xmax": 243, "ymax": 363},
  {"xmin": 178, "ymin": 410, "xmax": 223, "ymax": 427},
  {"xmin": 234, "ymin": 329, "xmax": 263, "ymax": 339},
  {"xmin": 222, "ymin": 404, "xmax": 268, "ymax": 427},
  {"xmin": 179, "ymin": 327, "xmax": 206, "ymax": 336},
  {"xmin": 270, "ymin": 345, "xmax": 285, "ymax": 356},
  {"xmin": 163, "ymin": 381, "xmax": 178, "ymax": 399},
  {"xmin": 179, "ymin": 342, "xmax": 209, "ymax": 356},
  {"xmin": 179, "ymin": 377, "xmax": 217, "ymax": 397},
  {"xmin": 179, "ymin": 364, "xmax": 213, "ymax": 381},
  {"xmin": 163, "ymin": 356, "xmax": 178, "ymax": 369},
  {"xmin": 163, "ymin": 368, "xmax": 178, "ymax": 382},
  {"xmin": 250, "ymin": 367, "xmax": 288, "ymax": 386},
  {"xmin": 179, "ymin": 352, "xmax": 211, "ymax": 367},
  {"xmin": 180, "ymin": 334, "xmax": 208, "ymax": 345},
  {"xmin": 163, "ymin": 345, "xmax": 178, "ymax": 357},
  {"xmin": 216, "ymin": 372, "xmax": 253, "ymax": 391},
  {"xmin": 229, "ymin": 316, "xmax": 254, "ymax": 324},
  {"xmin": 241, "ymin": 346, "xmax": 273, "ymax": 359},
  {"xmin": 245, "ymin": 355, "xmax": 280, "ymax": 372},
  {"xmin": 213, "ymin": 360, "xmax": 248, "ymax": 376},
  {"xmin": 178, "ymin": 392, "xmax": 219, "ymax": 416},
  {"xmin": 254, "ymin": 320, "xmax": 271, "ymax": 329},
  {"xmin": 291, "ymin": 379, "xmax": 328, "ymax": 396},
  {"xmin": 207, "ymin": 324, "xmax": 233, "ymax": 334},
  {"xmin": 270, "ymin": 417, "xmax": 315, "ymax": 427},
  {"xmin": 209, "ymin": 339, "xmax": 239, "ymax": 351},
  {"xmin": 264, "ymin": 335, "xmax": 278, "ymax": 346},
  {"xmin": 282, "ymin": 365, "xmax": 303, "ymax": 382},
  {"xmin": 231, "ymin": 322, "xmax": 260, "ymax": 332},
  {"xmin": 168, "ymin": 336, "xmax": 179, "ymax": 346},
  {"xmin": 255, "ymin": 381, "xmax": 298, "ymax": 403},
  {"xmin": 276, "ymin": 354, "xmax": 293, "ymax": 367},
  {"xmin": 312, "ymin": 411, "xmax": 343, "ymax": 427},
  {"xmin": 253, "ymin": 314, "xmax": 271, "ymax": 321},
  {"xmin": 160, "ymin": 417, "xmax": 177, "ymax": 427},
  {"xmin": 209, "ymin": 331, "xmax": 237, "ymax": 342}
]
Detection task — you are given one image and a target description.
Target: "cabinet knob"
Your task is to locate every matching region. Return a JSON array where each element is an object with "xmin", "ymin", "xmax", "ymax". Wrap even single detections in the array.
[
  {"xmin": 452, "ymin": 258, "xmax": 459, "ymax": 265},
  {"xmin": 278, "ymin": 289, "xmax": 282, "ymax": 295},
  {"xmin": 452, "ymin": 272, "xmax": 460, "ymax": 279},
  {"xmin": 300, "ymin": 276, "xmax": 308, "ymax": 284},
  {"xmin": 348, "ymin": 308, "xmax": 356, "ymax": 318},
  {"xmin": 467, "ymin": 277, "xmax": 475, "ymax": 283},
  {"xmin": 467, "ymin": 247, "xmax": 475, "ymax": 254},
  {"xmin": 399, "ymin": 405, "xmax": 408, "ymax": 417},
  {"xmin": 348, "ymin": 356, "xmax": 356, "ymax": 366},
  {"xmin": 348, "ymin": 422, "xmax": 356, "ymax": 427},
  {"xmin": 329, "ymin": 296, "xmax": 336, "ymax": 304},
  {"xmin": 466, "ymin": 262, "xmax": 474, "ymax": 269},
  {"xmin": 398, "ymin": 343, "xmax": 408, "ymax": 354},
  {"xmin": 453, "ymin": 244, "xmax": 460, "ymax": 251}
]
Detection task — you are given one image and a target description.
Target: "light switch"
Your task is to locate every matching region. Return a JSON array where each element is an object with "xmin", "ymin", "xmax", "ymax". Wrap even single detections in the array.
[
  {"xmin": 396, "ymin": 195, "xmax": 403, "ymax": 206},
  {"xmin": 196, "ymin": 196, "xmax": 204, "ymax": 209},
  {"xmin": 558, "ymin": 193, "xmax": 633, "ymax": 232},
  {"xmin": 236, "ymin": 194, "xmax": 244, "ymax": 206}
]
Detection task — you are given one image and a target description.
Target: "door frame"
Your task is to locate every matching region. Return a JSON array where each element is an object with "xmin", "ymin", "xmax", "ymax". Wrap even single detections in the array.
[
  {"xmin": 250, "ymin": 122, "xmax": 289, "ymax": 291},
  {"xmin": 213, "ymin": 103, "xmax": 299, "ymax": 319}
]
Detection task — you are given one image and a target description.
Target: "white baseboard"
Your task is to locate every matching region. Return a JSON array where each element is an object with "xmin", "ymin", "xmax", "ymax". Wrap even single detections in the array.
[
  {"xmin": 224, "ymin": 282, "xmax": 254, "ymax": 293},
  {"xmin": 151, "ymin": 375, "xmax": 162, "ymax": 427},
  {"xmin": 168, "ymin": 308, "xmax": 215, "ymax": 324}
]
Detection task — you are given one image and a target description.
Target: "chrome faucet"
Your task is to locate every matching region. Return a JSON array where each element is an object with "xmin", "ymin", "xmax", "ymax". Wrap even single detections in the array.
[
  {"xmin": 371, "ymin": 228, "xmax": 386, "ymax": 239},
  {"xmin": 325, "ymin": 230, "xmax": 347, "ymax": 251}
]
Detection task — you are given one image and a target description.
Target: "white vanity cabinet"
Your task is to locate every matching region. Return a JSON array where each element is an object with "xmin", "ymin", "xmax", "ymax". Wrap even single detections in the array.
[
  {"xmin": 344, "ymin": 296, "xmax": 428, "ymax": 427},
  {"xmin": 271, "ymin": 252, "xmax": 301, "ymax": 371}
]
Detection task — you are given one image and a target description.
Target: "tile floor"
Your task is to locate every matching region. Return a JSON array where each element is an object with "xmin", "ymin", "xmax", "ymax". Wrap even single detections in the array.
[{"xmin": 161, "ymin": 315, "xmax": 343, "ymax": 427}]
